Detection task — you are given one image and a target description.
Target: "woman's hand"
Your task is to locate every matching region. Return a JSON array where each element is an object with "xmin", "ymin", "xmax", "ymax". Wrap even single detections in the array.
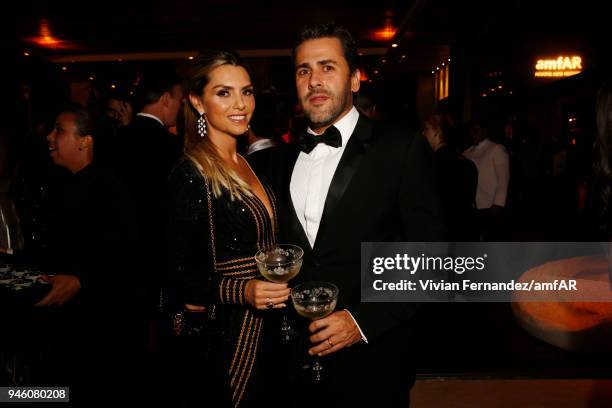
[{"xmin": 245, "ymin": 280, "xmax": 290, "ymax": 310}]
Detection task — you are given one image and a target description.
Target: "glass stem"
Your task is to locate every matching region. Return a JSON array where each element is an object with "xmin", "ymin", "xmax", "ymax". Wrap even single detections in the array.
[
  {"xmin": 281, "ymin": 309, "xmax": 289, "ymax": 331},
  {"xmin": 312, "ymin": 355, "xmax": 323, "ymax": 383}
]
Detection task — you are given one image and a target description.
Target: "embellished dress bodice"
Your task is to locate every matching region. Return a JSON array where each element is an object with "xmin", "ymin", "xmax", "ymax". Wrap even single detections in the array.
[{"xmin": 167, "ymin": 158, "xmax": 277, "ymax": 407}]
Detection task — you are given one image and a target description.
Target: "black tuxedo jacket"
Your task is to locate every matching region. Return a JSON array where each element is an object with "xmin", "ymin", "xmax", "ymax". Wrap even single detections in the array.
[
  {"xmin": 268, "ymin": 114, "xmax": 446, "ymax": 405},
  {"xmin": 117, "ymin": 115, "xmax": 183, "ymax": 191},
  {"xmin": 116, "ymin": 115, "xmax": 183, "ymax": 308},
  {"xmin": 246, "ymin": 144, "xmax": 279, "ymax": 179}
]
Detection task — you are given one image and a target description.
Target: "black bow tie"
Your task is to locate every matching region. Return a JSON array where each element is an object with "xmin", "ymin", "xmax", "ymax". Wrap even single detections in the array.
[{"xmin": 298, "ymin": 126, "xmax": 342, "ymax": 154}]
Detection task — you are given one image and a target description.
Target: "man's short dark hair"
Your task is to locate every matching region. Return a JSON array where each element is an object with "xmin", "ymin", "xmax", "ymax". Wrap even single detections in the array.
[
  {"xmin": 292, "ymin": 23, "xmax": 359, "ymax": 74},
  {"xmin": 134, "ymin": 68, "xmax": 182, "ymax": 111}
]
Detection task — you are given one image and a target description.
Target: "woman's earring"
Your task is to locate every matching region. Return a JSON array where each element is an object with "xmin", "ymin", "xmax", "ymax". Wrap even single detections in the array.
[
  {"xmin": 246, "ymin": 124, "xmax": 250, "ymax": 131},
  {"xmin": 197, "ymin": 112, "xmax": 207, "ymax": 137}
]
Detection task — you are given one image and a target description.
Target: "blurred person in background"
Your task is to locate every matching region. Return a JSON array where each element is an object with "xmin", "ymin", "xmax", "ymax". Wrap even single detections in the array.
[
  {"xmin": 37, "ymin": 106, "xmax": 141, "ymax": 405},
  {"xmin": 104, "ymin": 87, "xmax": 134, "ymax": 128},
  {"xmin": 246, "ymin": 92, "xmax": 283, "ymax": 176},
  {"xmin": 423, "ymin": 114, "xmax": 478, "ymax": 241},
  {"xmin": 463, "ymin": 120, "xmax": 510, "ymax": 240}
]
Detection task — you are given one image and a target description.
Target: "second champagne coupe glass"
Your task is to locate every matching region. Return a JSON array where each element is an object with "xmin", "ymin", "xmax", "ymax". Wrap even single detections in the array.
[
  {"xmin": 255, "ymin": 244, "xmax": 304, "ymax": 343},
  {"xmin": 291, "ymin": 281, "xmax": 339, "ymax": 383}
]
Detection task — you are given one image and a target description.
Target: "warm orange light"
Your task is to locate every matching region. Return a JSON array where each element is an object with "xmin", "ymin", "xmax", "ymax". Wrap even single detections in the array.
[
  {"xmin": 372, "ymin": 26, "xmax": 396, "ymax": 41},
  {"xmin": 27, "ymin": 19, "xmax": 73, "ymax": 49},
  {"xmin": 188, "ymin": 56, "xmax": 194, "ymax": 60},
  {"xmin": 434, "ymin": 63, "xmax": 450, "ymax": 102},
  {"xmin": 359, "ymin": 70, "xmax": 369, "ymax": 82},
  {"xmin": 535, "ymin": 70, "xmax": 581, "ymax": 78},
  {"xmin": 38, "ymin": 35, "xmax": 59, "ymax": 46},
  {"xmin": 391, "ymin": 43, "xmax": 398, "ymax": 48}
]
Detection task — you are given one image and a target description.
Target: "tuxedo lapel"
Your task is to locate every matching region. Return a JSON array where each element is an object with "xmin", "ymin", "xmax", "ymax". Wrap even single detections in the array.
[{"xmin": 313, "ymin": 115, "xmax": 375, "ymax": 250}]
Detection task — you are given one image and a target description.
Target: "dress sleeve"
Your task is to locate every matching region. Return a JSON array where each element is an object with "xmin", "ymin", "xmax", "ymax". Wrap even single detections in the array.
[
  {"xmin": 167, "ymin": 160, "xmax": 213, "ymax": 305},
  {"xmin": 167, "ymin": 160, "xmax": 248, "ymax": 306}
]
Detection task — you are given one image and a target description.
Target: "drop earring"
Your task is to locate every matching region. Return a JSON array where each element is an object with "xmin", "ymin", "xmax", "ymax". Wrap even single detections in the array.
[{"xmin": 197, "ymin": 112, "xmax": 207, "ymax": 137}]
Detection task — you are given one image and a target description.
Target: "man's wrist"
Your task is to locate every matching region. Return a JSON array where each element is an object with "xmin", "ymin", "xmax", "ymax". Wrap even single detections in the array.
[{"xmin": 343, "ymin": 309, "xmax": 368, "ymax": 344}]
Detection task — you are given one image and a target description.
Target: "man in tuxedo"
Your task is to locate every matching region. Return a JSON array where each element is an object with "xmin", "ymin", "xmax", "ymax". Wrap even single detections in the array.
[
  {"xmin": 272, "ymin": 23, "xmax": 445, "ymax": 407},
  {"xmin": 114, "ymin": 69, "xmax": 184, "ymax": 406},
  {"xmin": 245, "ymin": 93, "xmax": 281, "ymax": 175},
  {"xmin": 119, "ymin": 70, "xmax": 184, "ymax": 184},
  {"xmin": 117, "ymin": 69, "xmax": 184, "ymax": 298}
]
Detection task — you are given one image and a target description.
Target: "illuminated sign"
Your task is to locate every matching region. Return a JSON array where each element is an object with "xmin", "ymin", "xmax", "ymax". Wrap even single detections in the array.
[{"xmin": 535, "ymin": 56, "xmax": 582, "ymax": 78}]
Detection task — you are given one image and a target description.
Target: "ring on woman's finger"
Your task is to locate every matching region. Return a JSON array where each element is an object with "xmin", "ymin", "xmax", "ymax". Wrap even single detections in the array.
[
  {"xmin": 266, "ymin": 297, "xmax": 274, "ymax": 309},
  {"xmin": 327, "ymin": 338, "xmax": 334, "ymax": 348}
]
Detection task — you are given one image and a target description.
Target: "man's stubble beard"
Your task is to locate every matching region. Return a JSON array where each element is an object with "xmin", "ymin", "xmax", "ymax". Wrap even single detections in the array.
[{"xmin": 302, "ymin": 81, "xmax": 352, "ymax": 129}]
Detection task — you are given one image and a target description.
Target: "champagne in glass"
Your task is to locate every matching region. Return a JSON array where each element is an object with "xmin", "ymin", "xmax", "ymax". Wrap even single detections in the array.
[
  {"xmin": 291, "ymin": 281, "xmax": 339, "ymax": 383},
  {"xmin": 257, "ymin": 258, "xmax": 301, "ymax": 283},
  {"xmin": 255, "ymin": 244, "xmax": 304, "ymax": 343}
]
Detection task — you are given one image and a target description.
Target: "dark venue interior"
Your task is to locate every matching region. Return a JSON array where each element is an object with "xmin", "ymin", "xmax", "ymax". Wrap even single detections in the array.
[{"xmin": 1, "ymin": 0, "xmax": 611, "ymax": 407}]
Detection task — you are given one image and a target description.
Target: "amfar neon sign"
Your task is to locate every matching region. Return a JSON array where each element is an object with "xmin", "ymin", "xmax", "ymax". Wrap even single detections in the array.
[{"xmin": 535, "ymin": 56, "xmax": 582, "ymax": 78}]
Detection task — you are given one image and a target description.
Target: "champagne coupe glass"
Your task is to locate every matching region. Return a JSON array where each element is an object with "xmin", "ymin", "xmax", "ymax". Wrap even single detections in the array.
[
  {"xmin": 255, "ymin": 244, "xmax": 304, "ymax": 344},
  {"xmin": 291, "ymin": 281, "xmax": 339, "ymax": 383}
]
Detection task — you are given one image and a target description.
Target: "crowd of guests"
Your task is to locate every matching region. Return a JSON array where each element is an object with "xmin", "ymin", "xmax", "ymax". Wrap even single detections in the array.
[{"xmin": 1, "ymin": 22, "xmax": 610, "ymax": 408}]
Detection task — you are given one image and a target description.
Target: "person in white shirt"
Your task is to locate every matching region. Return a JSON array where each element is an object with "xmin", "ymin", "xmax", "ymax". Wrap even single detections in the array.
[{"xmin": 463, "ymin": 121, "xmax": 510, "ymax": 240}]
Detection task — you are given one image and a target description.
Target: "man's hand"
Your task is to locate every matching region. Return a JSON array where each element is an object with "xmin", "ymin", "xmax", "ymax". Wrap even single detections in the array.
[
  {"xmin": 308, "ymin": 310, "xmax": 362, "ymax": 356},
  {"xmin": 35, "ymin": 275, "xmax": 81, "ymax": 306}
]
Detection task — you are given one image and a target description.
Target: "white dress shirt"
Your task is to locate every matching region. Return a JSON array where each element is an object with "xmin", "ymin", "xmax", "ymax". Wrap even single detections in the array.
[
  {"xmin": 136, "ymin": 112, "xmax": 164, "ymax": 127},
  {"xmin": 290, "ymin": 106, "xmax": 359, "ymax": 247},
  {"xmin": 463, "ymin": 138, "xmax": 510, "ymax": 209},
  {"xmin": 246, "ymin": 138, "xmax": 276, "ymax": 155},
  {"xmin": 290, "ymin": 106, "xmax": 368, "ymax": 342}
]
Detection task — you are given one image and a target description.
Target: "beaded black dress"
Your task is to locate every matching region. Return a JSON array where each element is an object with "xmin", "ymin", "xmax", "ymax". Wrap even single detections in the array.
[{"xmin": 167, "ymin": 158, "xmax": 277, "ymax": 407}]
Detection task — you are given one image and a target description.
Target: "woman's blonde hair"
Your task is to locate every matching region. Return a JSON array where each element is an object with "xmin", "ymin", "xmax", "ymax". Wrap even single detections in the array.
[{"xmin": 184, "ymin": 50, "xmax": 253, "ymax": 200}]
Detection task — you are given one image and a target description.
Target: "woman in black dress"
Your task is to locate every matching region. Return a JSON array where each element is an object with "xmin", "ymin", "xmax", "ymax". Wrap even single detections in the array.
[
  {"xmin": 167, "ymin": 50, "xmax": 289, "ymax": 407},
  {"xmin": 37, "ymin": 106, "xmax": 141, "ymax": 404}
]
